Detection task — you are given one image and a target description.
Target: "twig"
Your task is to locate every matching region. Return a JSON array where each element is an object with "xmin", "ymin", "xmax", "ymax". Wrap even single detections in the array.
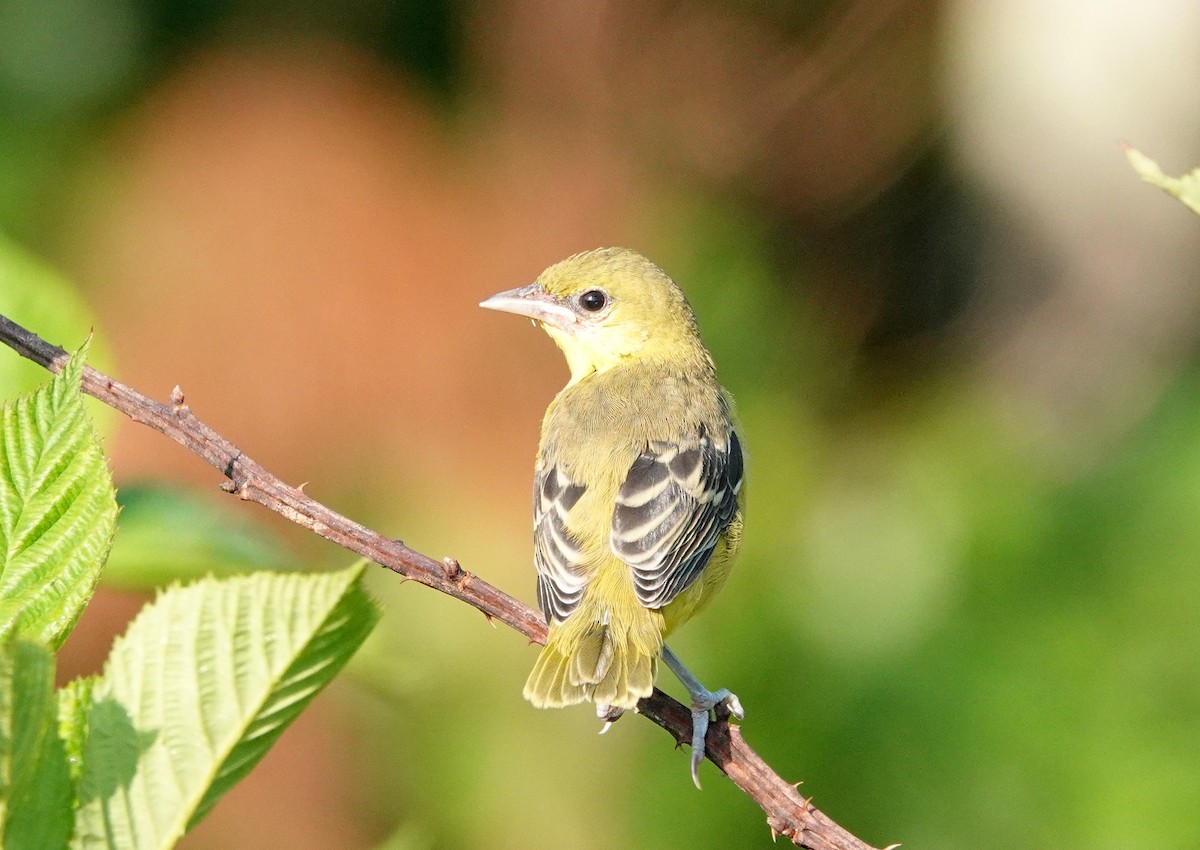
[{"xmin": 0, "ymin": 312, "xmax": 882, "ymax": 850}]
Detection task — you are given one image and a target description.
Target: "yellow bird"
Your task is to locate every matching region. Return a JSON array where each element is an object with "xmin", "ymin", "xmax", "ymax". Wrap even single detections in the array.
[{"xmin": 481, "ymin": 247, "xmax": 745, "ymax": 787}]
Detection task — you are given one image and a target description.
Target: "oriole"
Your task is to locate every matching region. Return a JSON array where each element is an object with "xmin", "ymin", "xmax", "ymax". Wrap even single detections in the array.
[{"xmin": 481, "ymin": 247, "xmax": 745, "ymax": 787}]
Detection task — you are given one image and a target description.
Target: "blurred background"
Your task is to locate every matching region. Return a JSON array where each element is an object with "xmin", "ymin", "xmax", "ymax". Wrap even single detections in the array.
[{"xmin": 2, "ymin": 0, "xmax": 1200, "ymax": 847}]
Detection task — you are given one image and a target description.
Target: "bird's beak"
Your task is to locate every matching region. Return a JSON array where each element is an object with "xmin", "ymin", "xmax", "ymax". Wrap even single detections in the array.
[{"xmin": 480, "ymin": 283, "xmax": 578, "ymax": 330}]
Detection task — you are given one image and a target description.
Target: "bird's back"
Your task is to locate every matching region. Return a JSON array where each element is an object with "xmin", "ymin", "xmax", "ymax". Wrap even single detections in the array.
[{"xmin": 537, "ymin": 356, "xmax": 743, "ymax": 632}]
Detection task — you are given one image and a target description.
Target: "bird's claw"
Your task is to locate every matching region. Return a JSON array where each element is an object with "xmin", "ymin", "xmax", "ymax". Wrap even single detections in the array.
[
  {"xmin": 687, "ymin": 688, "xmax": 742, "ymax": 790},
  {"xmin": 716, "ymin": 690, "xmax": 745, "ymax": 722},
  {"xmin": 688, "ymin": 707, "xmax": 708, "ymax": 789},
  {"xmin": 597, "ymin": 702, "xmax": 624, "ymax": 734}
]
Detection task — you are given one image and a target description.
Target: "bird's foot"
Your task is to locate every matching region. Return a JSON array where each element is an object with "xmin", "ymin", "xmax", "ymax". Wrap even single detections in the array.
[
  {"xmin": 686, "ymin": 688, "xmax": 744, "ymax": 790},
  {"xmin": 597, "ymin": 702, "xmax": 624, "ymax": 735}
]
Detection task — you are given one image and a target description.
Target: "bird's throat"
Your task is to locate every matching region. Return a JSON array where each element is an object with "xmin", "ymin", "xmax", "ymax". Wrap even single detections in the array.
[{"xmin": 546, "ymin": 326, "xmax": 631, "ymax": 386}]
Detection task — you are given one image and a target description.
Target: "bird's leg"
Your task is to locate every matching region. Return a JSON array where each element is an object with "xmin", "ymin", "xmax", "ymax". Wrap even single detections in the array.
[
  {"xmin": 661, "ymin": 644, "xmax": 744, "ymax": 789},
  {"xmin": 596, "ymin": 702, "xmax": 624, "ymax": 734}
]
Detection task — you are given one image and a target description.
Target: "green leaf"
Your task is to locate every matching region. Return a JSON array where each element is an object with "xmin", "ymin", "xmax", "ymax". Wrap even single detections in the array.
[
  {"xmin": 0, "ymin": 343, "xmax": 117, "ymax": 647},
  {"xmin": 0, "ymin": 640, "xmax": 74, "ymax": 850},
  {"xmin": 103, "ymin": 485, "xmax": 291, "ymax": 590},
  {"xmin": 72, "ymin": 564, "xmax": 380, "ymax": 850},
  {"xmin": 1123, "ymin": 144, "xmax": 1200, "ymax": 217},
  {"xmin": 0, "ymin": 235, "xmax": 115, "ymax": 435}
]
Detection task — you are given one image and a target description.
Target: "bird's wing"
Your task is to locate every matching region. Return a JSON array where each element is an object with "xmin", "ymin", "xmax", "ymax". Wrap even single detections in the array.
[
  {"xmin": 611, "ymin": 427, "xmax": 744, "ymax": 610},
  {"xmin": 533, "ymin": 462, "xmax": 590, "ymax": 622}
]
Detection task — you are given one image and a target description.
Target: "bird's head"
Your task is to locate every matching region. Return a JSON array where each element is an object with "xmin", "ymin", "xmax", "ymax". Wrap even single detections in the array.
[{"xmin": 481, "ymin": 247, "xmax": 708, "ymax": 384}]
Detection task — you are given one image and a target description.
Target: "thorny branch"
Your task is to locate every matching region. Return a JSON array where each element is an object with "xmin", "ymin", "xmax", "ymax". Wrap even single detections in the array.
[{"xmin": 0, "ymin": 312, "xmax": 884, "ymax": 850}]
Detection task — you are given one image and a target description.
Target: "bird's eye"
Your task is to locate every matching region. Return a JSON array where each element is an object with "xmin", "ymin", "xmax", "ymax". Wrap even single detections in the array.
[{"xmin": 579, "ymin": 289, "xmax": 607, "ymax": 312}]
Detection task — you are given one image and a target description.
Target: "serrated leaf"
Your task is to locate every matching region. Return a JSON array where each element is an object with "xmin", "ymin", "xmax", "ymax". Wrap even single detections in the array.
[
  {"xmin": 1123, "ymin": 144, "xmax": 1200, "ymax": 217},
  {"xmin": 0, "ymin": 344, "xmax": 117, "ymax": 647},
  {"xmin": 0, "ymin": 640, "xmax": 74, "ymax": 850},
  {"xmin": 72, "ymin": 564, "xmax": 380, "ymax": 850}
]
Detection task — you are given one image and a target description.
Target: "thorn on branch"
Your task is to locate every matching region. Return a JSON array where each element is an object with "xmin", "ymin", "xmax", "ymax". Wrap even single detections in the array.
[
  {"xmin": 170, "ymin": 385, "xmax": 187, "ymax": 411},
  {"xmin": 219, "ymin": 479, "xmax": 254, "ymax": 500}
]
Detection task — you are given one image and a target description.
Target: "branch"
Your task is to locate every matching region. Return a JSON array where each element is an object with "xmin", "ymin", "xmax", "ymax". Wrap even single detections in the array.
[{"xmin": 0, "ymin": 312, "xmax": 883, "ymax": 850}]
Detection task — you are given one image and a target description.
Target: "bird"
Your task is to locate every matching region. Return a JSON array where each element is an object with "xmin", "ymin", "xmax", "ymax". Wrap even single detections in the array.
[{"xmin": 480, "ymin": 247, "xmax": 745, "ymax": 788}]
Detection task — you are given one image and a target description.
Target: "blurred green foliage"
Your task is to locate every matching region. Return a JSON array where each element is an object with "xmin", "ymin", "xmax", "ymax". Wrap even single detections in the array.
[
  {"xmin": 2, "ymin": 3, "xmax": 1200, "ymax": 850},
  {"xmin": 106, "ymin": 485, "xmax": 293, "ymax": 589},
  {"xmin": 0, "ymin": 0, "xmax": 461, "ymax": 241}
]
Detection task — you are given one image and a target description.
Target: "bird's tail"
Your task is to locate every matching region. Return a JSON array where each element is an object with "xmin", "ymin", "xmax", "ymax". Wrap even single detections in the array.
[{"xmin": 523, "ymin": 609, "xmax": 662, "ymax": 710}]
